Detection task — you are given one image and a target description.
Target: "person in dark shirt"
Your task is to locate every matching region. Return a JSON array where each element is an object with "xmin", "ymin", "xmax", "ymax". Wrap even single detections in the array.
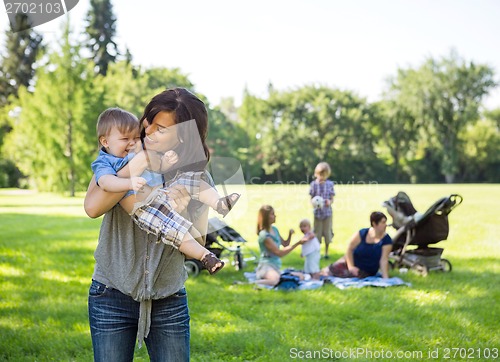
[{"xmin": 318, "ymin": 211, "xmax": 392, "ymax": 279}]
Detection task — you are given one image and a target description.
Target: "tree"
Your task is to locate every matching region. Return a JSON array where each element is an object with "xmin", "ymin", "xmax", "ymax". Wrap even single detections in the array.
[
  {"xmin": 240, "ymin": 85, "xmax": 383, "ymax": 183},
  {"xmin": 389, "ymin": 51, "xmax": 497, "ymax": 183},
  {"xmin": 3, "ymin": 21, "xmax": 99, "ymax": 195},
  {"xmin": 374, "ymin": 99, "xmax": 420, "ymax": 182},
  {"xmin": 85, "ymin": 0, "xmax": 118, "ymax": 76},
  {"xmin": 94, "ymin": 62, "xmax": 195, "ymax": 119},
  {"xmin": 238, "ymin": 89, "xmax": 273, "ymax": 182},
  {"xmin": 207, "ymin": 106, "xmax": 247, "ymax": 158},
  {"xmin": 0, "ymin": 13, "xmax": 44, "ymax": 106},
  {"xmin": 0, "ymin": 14, "xmax": 44, "ymax": 187},
  {"xmin": 458, "ymin": 118, "xmax": 500, "ymax": 182},
  {"xmin": 93, "ymin": 61, "xmax": 148, "ymax": 117},
  {"xmin": 484, "ymin": 108, "xmax": 500, "ymax": 129}
]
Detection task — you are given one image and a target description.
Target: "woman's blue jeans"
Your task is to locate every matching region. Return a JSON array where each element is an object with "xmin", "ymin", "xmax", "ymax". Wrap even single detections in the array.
[{"xmin": 88, "ymin": 280, "xmax": 190, "ymax": 362}]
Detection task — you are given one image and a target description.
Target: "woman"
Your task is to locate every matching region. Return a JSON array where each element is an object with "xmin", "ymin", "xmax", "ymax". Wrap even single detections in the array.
[
  {"xmin": 84, "ymin": 88, "xmax": 213, "ymax": 361},
  {"xmin": 255, "ymin": 205, "xmax": 309, "ymax": 286},
  {"xmin": 320, "ymin": 211, "xmax": 393, "ymax": 279}
]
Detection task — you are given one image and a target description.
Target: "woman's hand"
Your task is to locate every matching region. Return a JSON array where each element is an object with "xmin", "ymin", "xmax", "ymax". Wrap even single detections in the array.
[
  {"xmin": 305, "ymin": 232, "xmax": 315, "ymax": 241},
  {"xmin": 161, "ymin": 184, "xmax": 190, "ymax": 214},
  {"xmin": 380, "ymin": 244, "xmax": 392, "ymax": 278},
  {"xmin": 348, "ymin": 265, "xmax": 360, "ymax": 277},
  {"xmin": 299, "ymin": 233, "xmax": 314, "ymax": 244}
]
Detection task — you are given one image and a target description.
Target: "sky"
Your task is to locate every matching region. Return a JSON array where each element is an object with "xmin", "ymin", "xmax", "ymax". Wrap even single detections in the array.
[{"xmin": 1, "ymin": 0, "xmax": 500, "ymax": 108}]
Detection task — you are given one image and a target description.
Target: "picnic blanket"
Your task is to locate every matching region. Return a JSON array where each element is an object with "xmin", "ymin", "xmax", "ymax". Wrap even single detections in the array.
[{"xmin": 243, "ymin": 272, "xmax": 410, "ymax": 290}]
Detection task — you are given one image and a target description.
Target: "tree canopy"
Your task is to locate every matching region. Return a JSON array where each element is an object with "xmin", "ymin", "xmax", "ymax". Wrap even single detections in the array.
[
  {"xmin": 85, "ymin": 0, "xmax": 118, "ymax": 76},
  {"xmin": 0, "ymin": 16, "xmax": 499, "ymax": 192}
]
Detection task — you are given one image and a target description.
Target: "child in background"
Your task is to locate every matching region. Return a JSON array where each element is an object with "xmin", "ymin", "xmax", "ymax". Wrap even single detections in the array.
[
  {"xmin": 309, "ymin": 161, "xmax": 335, "ymax": 259},
  {"xmin": 90, "ymin": 107, "xmax": 239, "ymax": 274},
  {"xmin": 299, "ymin": 219, "xmax": 321, "ymax": 274}
]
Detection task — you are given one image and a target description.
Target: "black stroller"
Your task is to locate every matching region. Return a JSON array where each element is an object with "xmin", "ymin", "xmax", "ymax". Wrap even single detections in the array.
[
  {"xmin": 382, "ymin": 192, "xmax": 463, "ymax": 276},
  {"xmin": 184, "ymin": 217, "xmax": 258, "ymax": 276}
]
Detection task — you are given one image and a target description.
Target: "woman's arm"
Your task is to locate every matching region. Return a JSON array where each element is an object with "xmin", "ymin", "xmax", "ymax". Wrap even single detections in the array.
[
  {"xmin": 84, "ymin": 175, "xmax": 127, "ymax": 218},
  {"xmin": 345, "ymin": 231, "xmax": 362, "ymax": 275},
  {"xmin": 264, "ymin": 235, "xmax": 304, "ymax": 258},
  {"xmin": 280, "ymin": 228, "xmax": 294, "ymax": 246},
  {"xmin": 379, "ymin": 244, "xmax": 392, "ymax": 278},
  {"xmin": 84, "ymin": 176, "xmax": 191, "ymax": 219}
]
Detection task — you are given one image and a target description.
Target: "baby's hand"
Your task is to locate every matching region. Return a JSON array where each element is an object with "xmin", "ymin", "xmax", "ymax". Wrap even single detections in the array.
[
  {"xmin": 289, "ymin": 228, "xmax": 295, "ymax": 235},
  {"xmin": 133, "ymin": 142, "xmax": 143, "ymax": 154},
  {"xmin": 131, "ymin": 176, "xmax": 147, "ymax": 192},
  {"xmin": 162, "ymin": 150, "xmax": 179, "ymax": 168}
]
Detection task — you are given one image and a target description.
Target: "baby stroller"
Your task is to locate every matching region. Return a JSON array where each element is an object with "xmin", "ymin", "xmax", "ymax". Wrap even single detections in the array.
[
  {"xmin": 382, "ymin": 192, "xmax": 463, "ymax": 276},
  {"xmin": 184, "ymin": 217, "xmax": 258, "ymax": 276}
]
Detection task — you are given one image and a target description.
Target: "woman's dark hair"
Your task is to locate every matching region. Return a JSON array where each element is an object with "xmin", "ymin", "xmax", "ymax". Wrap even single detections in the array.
[
  {"xmin": 140, "ymin": 88, "xmax": 210, "ymax": 177},
  {"xmin": 370, "ymin": 211, "xmax": 387, "ymax": 226}
]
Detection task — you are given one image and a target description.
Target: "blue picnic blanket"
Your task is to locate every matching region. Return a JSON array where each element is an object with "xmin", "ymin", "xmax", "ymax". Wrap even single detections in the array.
[
  {"xmin": 243, "ymin": 272, "xmax": 410, "ymax": 290},
  {"xmin": 323, "ymin": 275, "xmax": 411, "ymax": 289}
]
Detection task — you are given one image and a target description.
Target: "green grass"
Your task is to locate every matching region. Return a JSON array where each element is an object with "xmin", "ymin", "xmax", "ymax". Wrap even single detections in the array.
[{"xmin": 0, "ymin": 185, "xmax": 499, "ymax": 361}]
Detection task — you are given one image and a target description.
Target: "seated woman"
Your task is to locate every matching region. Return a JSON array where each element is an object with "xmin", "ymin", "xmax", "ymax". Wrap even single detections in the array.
[
  {"xmin": 254, "ymin": 205, "xmax": 311, "ymax": 286},
  {"xmin": 319, "ymin": 211, "xmax": 393, "ymax": 279}
]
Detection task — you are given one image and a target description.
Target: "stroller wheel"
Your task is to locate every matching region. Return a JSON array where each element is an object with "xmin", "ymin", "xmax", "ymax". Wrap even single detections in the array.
[
  {"xmin": 184, "ymin": 260, "xmax": 201, "ymax": 277},
  {"xmin": 411, "ymin": 263, "xmax": 428, "ymax": 277},
  {"xmin": 439, "ymin": 258, "xmax": 452, "ymax": 272}
]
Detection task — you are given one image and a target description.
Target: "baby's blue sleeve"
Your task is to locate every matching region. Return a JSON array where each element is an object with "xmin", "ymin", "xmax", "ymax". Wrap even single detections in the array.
[
  {"xmin": 91, "ymin": 152, "xmax": 135, "ymax": 186},
  {"xmin": 91, "ymin": 157, "xmax": 117, "ymax": 186}
]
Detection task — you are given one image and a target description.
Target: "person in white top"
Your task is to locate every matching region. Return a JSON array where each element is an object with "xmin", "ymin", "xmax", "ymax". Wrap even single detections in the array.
[{"xmin": 299, "ymin": 219, "xmax": 321, "ymax": 274}]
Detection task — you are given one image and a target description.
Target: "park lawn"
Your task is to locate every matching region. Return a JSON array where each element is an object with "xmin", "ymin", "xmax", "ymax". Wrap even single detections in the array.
[{"xmin": 0, "ymin": 184, "xmax": 499, "ymax": 361}]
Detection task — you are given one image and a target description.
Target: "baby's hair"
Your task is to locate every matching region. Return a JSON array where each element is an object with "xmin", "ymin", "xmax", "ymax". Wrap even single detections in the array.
[
  {"xmin": 299, "ymin": 218, "xmax": 311, "ymax": 227},
  {"xmin": 315, "ymin": 162, "xmax": 331, "ymax": 178},
  {"xmin": 97, "ymin": 108, "xmax": 139, "ymax": 146}
]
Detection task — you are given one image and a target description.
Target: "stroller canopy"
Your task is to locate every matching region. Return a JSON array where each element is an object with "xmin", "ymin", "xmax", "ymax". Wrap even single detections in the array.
[{"xmin": 384, "ymin": 192, "xmax": 463, "ymax": 249}]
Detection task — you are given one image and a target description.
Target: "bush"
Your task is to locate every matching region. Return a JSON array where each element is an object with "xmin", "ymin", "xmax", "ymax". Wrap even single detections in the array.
[{"xmin": 0, "ymin": 158, "xmax": 25, "ymax": 188}]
